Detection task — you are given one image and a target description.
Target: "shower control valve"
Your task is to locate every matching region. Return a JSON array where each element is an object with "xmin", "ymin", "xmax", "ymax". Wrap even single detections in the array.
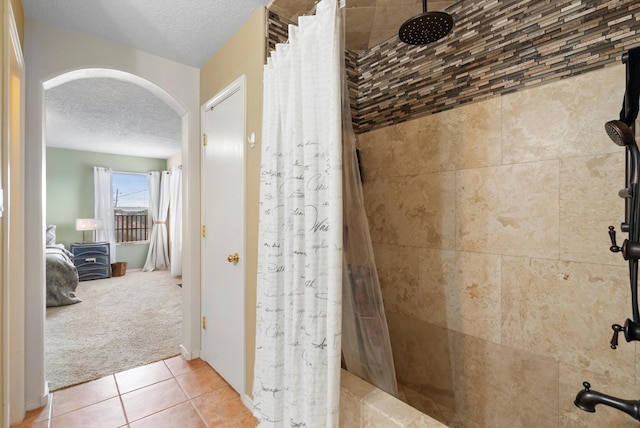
[
  {"xmin": 610, "ymin": 319, "xmax": 640, "ymax": 349},
  {"xmin": 609, "ymin": 226, "xmax": 622, "ymax": 253},
  {"xmin": 608, "ymin": 226, "xmax": 640, "ymax": 259}
]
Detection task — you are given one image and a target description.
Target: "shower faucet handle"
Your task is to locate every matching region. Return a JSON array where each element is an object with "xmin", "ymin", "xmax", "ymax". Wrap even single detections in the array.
[
  {"xmin": 610, "ymin": 320, "xmax": 640, "ymax": 349},
  {"xmin": 609, "ymin": 226, "xmax": 622, "ymax": 253},
  {"xmin": 611, "ymin": 323, "xmax": 624, "ymax": 349}
]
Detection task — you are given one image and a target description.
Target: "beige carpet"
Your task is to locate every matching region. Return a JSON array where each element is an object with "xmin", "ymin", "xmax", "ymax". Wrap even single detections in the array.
[{"xmin": 46, "ymin": 270, "xmax": 182, "ymax": 391}]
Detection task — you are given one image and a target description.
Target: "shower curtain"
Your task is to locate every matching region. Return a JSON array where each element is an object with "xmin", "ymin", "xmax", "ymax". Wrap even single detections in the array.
[
  {"xmin": 143, "ymin": 171, "xmax": 170, "ymax": 271},
  {"xmin": 339, "ymin": 18, "xmax": 398, "ymax": 399},
  {"xmin": 253, "ymin": 0, "xmax": 343, "ymax": 426}
]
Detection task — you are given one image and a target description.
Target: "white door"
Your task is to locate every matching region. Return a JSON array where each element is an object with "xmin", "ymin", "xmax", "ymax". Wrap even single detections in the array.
[{"xmin": 201, "ymin": 76, "xmax": 246, "ymax": 395}]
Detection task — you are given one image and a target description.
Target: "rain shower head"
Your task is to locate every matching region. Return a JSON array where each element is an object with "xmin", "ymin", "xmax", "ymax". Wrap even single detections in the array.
[
  {"xmin": 399, "ymin": 0, "xmax": 454, "ymax": 45},
  {"xmin": 606, "ymin": 120, "xmax": 636, "ymax": 147}
]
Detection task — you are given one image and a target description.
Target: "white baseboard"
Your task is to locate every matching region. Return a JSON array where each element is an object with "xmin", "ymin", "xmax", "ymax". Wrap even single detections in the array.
[
  {"xmin": 180, "ymin": 344, "xmax": 200, "ymax": 360},
  {"xmin": 25, "ymin": 381, "xmax": 50, "ymax": 411},
  {"xmin": 241, "ymin": 394, "xmax": 254, "ymax": 412}
]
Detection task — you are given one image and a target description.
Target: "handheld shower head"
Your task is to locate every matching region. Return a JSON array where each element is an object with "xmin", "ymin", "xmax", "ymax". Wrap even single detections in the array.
[
  {"xmin": 606, "ymin": 120, "xmax": 640, "ymax": 187},
  {"xmin": 606, "ymin": 120, "xmax": 637, "ymax": 147},
  {"xmin": 399, "ymin": 0, "xmax": 453, "ymax": 45}
]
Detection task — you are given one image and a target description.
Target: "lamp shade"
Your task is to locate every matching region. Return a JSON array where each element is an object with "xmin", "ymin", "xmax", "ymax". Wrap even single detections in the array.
[{"xmin": 75, "ymin": 218, "xmax": 103, "ymax": 231}]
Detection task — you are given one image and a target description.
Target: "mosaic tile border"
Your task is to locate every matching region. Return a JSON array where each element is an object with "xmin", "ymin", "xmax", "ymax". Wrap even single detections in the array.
[
  {"xmin": 268, "ymin": 1, "xmax": 640, "ymax": 134},
  {"xmin": 267, "ymin": 10, "xmax": 289, "ymax": 54}
]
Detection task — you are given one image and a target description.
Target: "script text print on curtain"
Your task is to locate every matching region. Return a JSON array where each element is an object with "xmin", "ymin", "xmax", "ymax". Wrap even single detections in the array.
[
  {"xmin": 143, "ymin": 171, "xmax": 170, "ymax": 271},
  {"xmin": 253, "ymin": 0, "xmax": 343, "ymax": 427}
]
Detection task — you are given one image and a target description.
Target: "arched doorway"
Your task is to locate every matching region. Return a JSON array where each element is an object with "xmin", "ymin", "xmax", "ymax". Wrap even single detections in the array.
[
  {"xmin": 21, "ymin": 54, "xmax": 201, "ymax": 417},
  {"xmin": 42, "ymin": 68, "xmax": 186, "ymax": 389}
]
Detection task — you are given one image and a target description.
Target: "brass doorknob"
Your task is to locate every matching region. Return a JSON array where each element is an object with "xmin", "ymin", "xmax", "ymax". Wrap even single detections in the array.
[{"xmin": 227, "ymin": 253, "xmax": 239, "ymax": 263}]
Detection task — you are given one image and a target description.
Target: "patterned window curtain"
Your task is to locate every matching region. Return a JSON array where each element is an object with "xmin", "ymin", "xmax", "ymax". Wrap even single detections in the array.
[{"xmin": 253, "ymin": 0, "xmax": 343, "ymax": 426}]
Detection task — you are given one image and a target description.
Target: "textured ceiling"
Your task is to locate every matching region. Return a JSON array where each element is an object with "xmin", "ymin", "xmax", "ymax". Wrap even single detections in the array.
[
  {"xmin": 23, "ymin": 0, "xmax": 455, "ymax": 160},
  {"xmin": 22, "ymin": 0, "xmax": 271, "ymax": 160},
  {"xmin": 22, "ymin": 0, "xmax": 272, "ymax": 68},
  {"xmin": 45, "ymin": 78, "xmax": 183, "ymax": 159}
]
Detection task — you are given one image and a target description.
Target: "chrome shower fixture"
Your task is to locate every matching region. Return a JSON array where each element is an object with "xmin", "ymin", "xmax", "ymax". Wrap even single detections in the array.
[{"xmin": 398, "ymin": 0, "xmax": 453, "ymax": 45}]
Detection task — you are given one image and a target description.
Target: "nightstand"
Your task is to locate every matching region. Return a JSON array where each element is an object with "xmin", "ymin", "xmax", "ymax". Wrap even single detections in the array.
[{"xmin": 70, "ymin": 242, "xmax": 112, "ymax": 281}]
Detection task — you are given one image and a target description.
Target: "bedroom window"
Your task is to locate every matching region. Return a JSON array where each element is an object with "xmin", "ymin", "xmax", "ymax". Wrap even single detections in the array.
[{"xmin": 112, "ymin": 172, "xmax": 150, "ymax": 243}]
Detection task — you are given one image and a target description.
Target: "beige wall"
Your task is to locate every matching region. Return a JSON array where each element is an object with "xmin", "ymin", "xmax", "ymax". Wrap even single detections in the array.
[
  {"xmin": 200, "ymin": 6, "xmax": 265, "ymax": 398},
  {"xmin": 357, "ymin": 64, "xmax": 639, "ymax": 427}
]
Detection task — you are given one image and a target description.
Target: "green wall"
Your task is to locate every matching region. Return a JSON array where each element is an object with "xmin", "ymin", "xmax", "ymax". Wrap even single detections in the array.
[{"xmin": 46, "ymin": 147, "xmax": 167, "ymax": 269}]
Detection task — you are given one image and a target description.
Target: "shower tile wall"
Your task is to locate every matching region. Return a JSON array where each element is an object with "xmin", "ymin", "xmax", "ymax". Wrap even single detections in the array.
[
  {"xmin": 266, "ymin": 1, "xmax": 640, "ymax": 426},
  {"xmin": 358, "ymin": 64, "xmax": 639, "ymax": 427}
]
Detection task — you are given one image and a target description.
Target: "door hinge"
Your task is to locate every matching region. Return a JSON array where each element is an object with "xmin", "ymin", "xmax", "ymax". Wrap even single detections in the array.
[
  {"xmin": 202, "ymin": 225, "xmax": 207, "ymax": 237},
  {"xmin": 202, "ymin": 316, "xmax": 207, "ymax": 329},
  {"xmin": 202, "ymin": 133, "xmax": 207, "ymax": 146}
]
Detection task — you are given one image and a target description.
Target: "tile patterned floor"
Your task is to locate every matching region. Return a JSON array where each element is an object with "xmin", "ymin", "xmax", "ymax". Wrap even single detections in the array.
[{"xmin": 13, "ymin": 356, "xmax": 258, "ymax": 428}]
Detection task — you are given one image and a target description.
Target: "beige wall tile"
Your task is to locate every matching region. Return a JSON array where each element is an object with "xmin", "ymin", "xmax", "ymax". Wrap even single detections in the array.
[
  {"xmin": 414, "ymin": 248, "xmax": 447, "ymax": 327},
  {"xmin": 387, "ymin": 172, "xmax": 456, "ymax": 248},
  {"xmin": 431, "ymin": 405, "xmax": 481, "ymax": 428},
  {"xmin": 371, "ymin": 4, "xmax": 422, "ymax": 38},
  {"xmin": 363, "ymin": 178, "xmax": 394, "ymax": 244},
  {"xmin": 374, "ymin": 243, "xmax": 420, "ymax": 318},
  {"xmin": 345, "ymin": 6, "xmax": 376, "ymax": 33},
  {"xmin": 559, "ymin": 363, "xmax": 640, "ymax": 427},
  {"xmin": 340, "ymin": 388, "xmax": 362, "ymax": 428},
  {"xmin": 408, "ymin": 414, "xmax": 450, "ymax": 428},
  {"xmin": 363, "ymin": 389, "xmax": 430, "ymax": 427},
  {"xmin": 349, "ymin": 0, "xmax": 378, "ymax": 6},
  {"xmin": 399, "ymin": 384, "xmax": 481, "ymax": 427},
  {"xmin": 456, "ymin": 161, "xmax": 560, "ymax": 258},
  {"xmin": 501, "ymin": 64, "xmax": 624, "ymax": 164},
  {"xmin": 417, "ymin": 98, "xmax": 502, "ymax": 172},
  {"xmin": 341, "ymin": 369, "xmax": 379, "ymax": 399},
  {"xmin": 340, "ymin": 369, "xmax": 447, "ymax": 428},
  {"xmin": 346, "ymin": 31, "xmax": 373, "ymax": 51},
  {"xmin": 357, "ymin": 121, "xmax": 420, "ymax": 180},
  {"xmin": 398, "ymin": 385, "xmax": 449, "ymax": 424},
  {"xmin": 387, "ymin": 312, "xmax": 456, "ymax": 410},
  {"xmin": 449, "ymin": 331, "xmax": 559, "ymax": 427},
  {"xmin": 501, "ymin": 256, "xmax": 632, "ymax": 381},
  {"xmin": 418, "ymin": 249, "xmax": 501, "ymax": 343},
  {"xmin": 442, "ymin": 250, "xmax": 501, "ymax": 343},
  {"xmin": 560, "ymin": 152, "xmax": 628, "ymax": 265},
  {"xmin": 340, "ymin": 369, "xmax": 379, "ymax": 428}
]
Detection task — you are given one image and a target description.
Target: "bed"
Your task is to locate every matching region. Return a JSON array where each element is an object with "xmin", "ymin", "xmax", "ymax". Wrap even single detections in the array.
[{"xmin": 46, "ymin": 225, "xmax": 81, "ymax": 307}]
